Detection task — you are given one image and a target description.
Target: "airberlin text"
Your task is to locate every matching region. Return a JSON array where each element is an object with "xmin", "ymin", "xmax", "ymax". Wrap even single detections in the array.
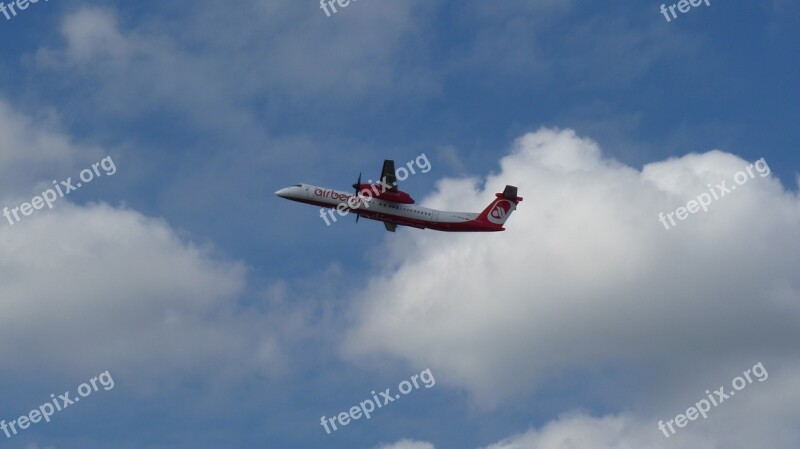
[{"xmin": 317, "ymin": 188, "xmax": 376, "ymax": 226}]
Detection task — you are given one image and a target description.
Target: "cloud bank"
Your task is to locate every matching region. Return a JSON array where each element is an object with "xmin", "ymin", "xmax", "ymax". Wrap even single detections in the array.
[{"xmin": 344, "ymin": 128, "xmax": 800, "ymax": 410}]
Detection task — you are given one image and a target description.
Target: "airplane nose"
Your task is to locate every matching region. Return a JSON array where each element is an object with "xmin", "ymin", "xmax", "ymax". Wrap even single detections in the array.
[{"xmin": 275, "ymin": 188, "xmax": 290, "ymax": 198}]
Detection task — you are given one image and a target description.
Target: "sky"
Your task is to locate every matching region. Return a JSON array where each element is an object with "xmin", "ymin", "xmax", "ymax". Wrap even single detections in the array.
[{"xmin": 0, "ymin": 0, "xmax": 798, "ymax": 448}]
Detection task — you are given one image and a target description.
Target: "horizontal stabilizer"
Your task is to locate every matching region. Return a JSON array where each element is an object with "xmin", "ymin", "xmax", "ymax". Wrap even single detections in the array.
[{"xmin": 502, "ymin": 185, "xmax": 522, "ymax": 202}]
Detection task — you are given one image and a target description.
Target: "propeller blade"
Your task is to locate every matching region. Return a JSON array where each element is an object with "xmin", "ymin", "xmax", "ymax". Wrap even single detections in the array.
[{"xmin": 353, "ymin": 172, "xmax": 362, "ymax": 224}]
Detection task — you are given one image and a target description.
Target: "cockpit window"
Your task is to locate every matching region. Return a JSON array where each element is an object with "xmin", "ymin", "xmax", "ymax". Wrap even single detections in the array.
[{"xmin": 293, "ymin": 184, "xmax": 302, "ymax": 187}]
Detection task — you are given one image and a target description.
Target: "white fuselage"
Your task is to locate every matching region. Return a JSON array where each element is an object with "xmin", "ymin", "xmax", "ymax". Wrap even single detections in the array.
[{"xmin": 275, "ymin": 184, "xmax": 480, "ymax": 229}]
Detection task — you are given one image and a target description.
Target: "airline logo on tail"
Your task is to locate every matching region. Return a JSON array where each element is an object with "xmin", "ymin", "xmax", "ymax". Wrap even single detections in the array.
[{"xmin": 487, "ymin": 200, "xmax": 514, "ymax": 224}]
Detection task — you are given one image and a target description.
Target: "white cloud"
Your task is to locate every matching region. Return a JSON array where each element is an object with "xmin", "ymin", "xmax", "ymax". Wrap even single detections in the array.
[
  {"xmin": 0, "ymin": 100, "xmax": 292, "ymax": 390},
  {"xmin": 0, "ymin": 99, "xmax": 104, "ymax": 198},
  {"xmin": 478, "ymin": 414, "xmax": 710, "ymax": 449},
  {"xmin": 343, "ymin": 128, "xmax": 800, "ymax": 407},
  {"xmin": 374, "ymin": 439, "xmax": 436, "ymax": 449},
  {"xmin": 33, "ymin": 2, "xmax": 441, "ymax": 115},
  {"xmin": 374, "ymin": 366, "xmax": 800, "ymax": 449},
  {"xmin": 0, "ymin": 202, "xmax": 275, "ymax": 385},
  {"xmin": 60, "ymin": 8, "xmax": 131, "ymax": 61},
  {"xmin": 478, "ymin": 371, "xmax": 800, "ymax": 448},
  {"xmin": 30, "ymin": 0, "xmax": 580, "ymax": 124}
]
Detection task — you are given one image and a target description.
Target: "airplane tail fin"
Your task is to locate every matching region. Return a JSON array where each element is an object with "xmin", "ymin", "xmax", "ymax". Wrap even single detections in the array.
[{"xmin": 475, "ymin": 185, "xmax": 523, "ymax": 229}]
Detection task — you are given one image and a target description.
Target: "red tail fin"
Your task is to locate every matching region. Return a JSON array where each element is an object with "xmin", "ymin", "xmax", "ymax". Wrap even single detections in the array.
[{"xmin": 475, "ymin": 185, "xmax": 522, "ymax": 229}]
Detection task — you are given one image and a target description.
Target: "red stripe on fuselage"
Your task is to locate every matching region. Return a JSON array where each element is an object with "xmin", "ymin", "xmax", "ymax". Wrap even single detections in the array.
[{"xmin": 280, "ymin": 195, "xmax": 504, "ymax": 232}]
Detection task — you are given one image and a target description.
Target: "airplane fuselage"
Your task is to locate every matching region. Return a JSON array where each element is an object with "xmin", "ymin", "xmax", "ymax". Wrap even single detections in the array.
[{"xmin": 275, "ymin": 184, "xmax": 509, "ymax": 232}]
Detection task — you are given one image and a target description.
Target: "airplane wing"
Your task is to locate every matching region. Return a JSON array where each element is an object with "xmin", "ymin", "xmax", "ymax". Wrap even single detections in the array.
[
  {"xmin": 381, "ymin": 160, "xmax": 399, "ymax": 192},
  {"xmin": 383, "ymin": 222, "xmax": 397, "ymax": 232}
]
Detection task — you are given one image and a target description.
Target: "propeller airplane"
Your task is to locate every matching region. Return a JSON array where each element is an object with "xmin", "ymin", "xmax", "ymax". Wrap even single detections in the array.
[{"xmin": 275, "ymin": 160, "xmax": 521, "ymax": 232}]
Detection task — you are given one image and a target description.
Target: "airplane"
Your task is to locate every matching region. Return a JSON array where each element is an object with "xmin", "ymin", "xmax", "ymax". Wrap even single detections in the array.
[{"xmin": 274, "ymin": 160, "xmax": 522, "ymax": 232}]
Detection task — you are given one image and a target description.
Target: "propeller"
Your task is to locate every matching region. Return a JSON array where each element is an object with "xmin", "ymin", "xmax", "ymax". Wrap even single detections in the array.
[{"xmin": 352, "ymin": 173, "xmax": 362, "ymax": 223}]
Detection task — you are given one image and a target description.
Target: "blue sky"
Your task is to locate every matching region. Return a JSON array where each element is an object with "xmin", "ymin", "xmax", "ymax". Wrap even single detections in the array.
[{"xmin": 0, "ymin": 1, "xmax": 798, "ymax": 448}]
